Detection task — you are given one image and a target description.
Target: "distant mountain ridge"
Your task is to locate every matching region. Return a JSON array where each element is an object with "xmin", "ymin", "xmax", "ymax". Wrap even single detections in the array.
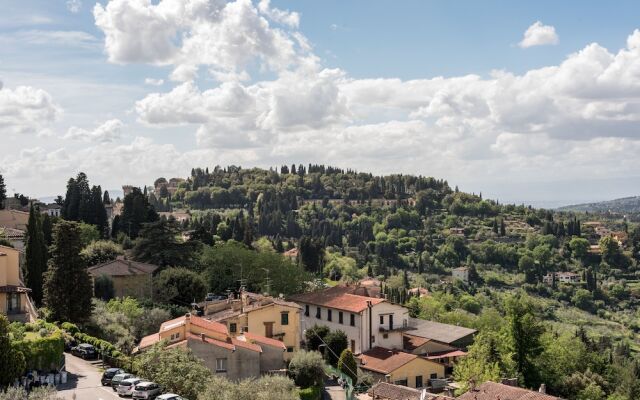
[{"xmin": 558, "ymin": 196, "xmax": 640, "ymax": 213}]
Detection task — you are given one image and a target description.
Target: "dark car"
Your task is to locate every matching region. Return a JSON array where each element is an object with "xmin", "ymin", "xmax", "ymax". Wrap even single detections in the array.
[
  {"xmin": 64, "ymin": 338, "xmax": 78, "ymax": 352},
  {"xmin": 101, "ymin": 368, "xmax": 125, "ymax": 386},
  {"xmin": 71, "ymin": 343, "xmax": 97, "ymax": 359}
]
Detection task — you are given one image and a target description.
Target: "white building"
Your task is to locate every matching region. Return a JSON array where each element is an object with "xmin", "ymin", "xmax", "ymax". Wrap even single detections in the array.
[
  {"xmin": 542, "ymin": 272, "xmax": 580, "ymax": 285},
  {"xmin": 451, "ymin": 267, "xmax": 469, "ymax": 283},
  {"xmin": 290, "ymin": 285, "xmax": 409, "ymax": 354}
]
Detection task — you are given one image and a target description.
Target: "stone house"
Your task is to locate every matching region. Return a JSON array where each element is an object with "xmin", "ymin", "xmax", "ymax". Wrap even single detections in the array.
[
  {"xmin": 0, "ymin": 245, "xmax": 36, "ymax": 322},
  {"xmin": 87, "ymin": 257, "xmax": 158, "ymax": 299}
]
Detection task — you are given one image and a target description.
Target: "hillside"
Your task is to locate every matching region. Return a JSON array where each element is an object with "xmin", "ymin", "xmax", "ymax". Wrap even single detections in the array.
[{"xmin": 558, "ymin": 195, "xmax": 640, "ymax": 214}]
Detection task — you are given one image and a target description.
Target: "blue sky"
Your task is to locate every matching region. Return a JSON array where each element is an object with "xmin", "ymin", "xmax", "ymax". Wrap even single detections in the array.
[{"xmin": 3, "ymin": 0, "xmax": 640, "ymax": 207}]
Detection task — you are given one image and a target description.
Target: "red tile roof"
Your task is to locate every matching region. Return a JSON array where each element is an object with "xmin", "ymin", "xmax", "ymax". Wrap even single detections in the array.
[
  {"xmin": 289, "ymin": 285, "xmax": 385, "ymax": 313},
  {"xmin": 367, "ymin": 382, "xmax": 454, "ymax": 400},
  {"xmin": 457, "ymin": 382, "xmax": 561, "ymax": 400},
  {"xmin": 231, "ymin": 337, "xmax": 263, "ymax": 353},
  {"xmin": 186, "ymin": 332, "xmax": 236, "ymax": 351},
  {"xmin": 242, "ymin": 332, "xmax": 287, "ymax": 350},
  {"xmin": 425, "ymin": 350, "xmax": 467, "ymax": 359},
  {"xmin": 403, "ymin": 334, "xmax": 432, "ymax": 351},
  {"xmin": 138, "ymin": 333, "xmax": 160, "ymax": 349},
  {"xmin": 159, "ymin": 314, "xmax": 228, "ymax": 336},
  {"xmin": 358, "ymin": 347, "xmax": 418, "ymax": 374}
]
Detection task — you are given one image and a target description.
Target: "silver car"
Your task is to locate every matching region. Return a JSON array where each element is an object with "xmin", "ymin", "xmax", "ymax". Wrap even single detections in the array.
[
  {"xmin": 132, "ymin": 381, "xmax": 162, "ymax": 399},
  {"xmin": 117, "ymin": 377, "xmax": 143, "ymax": 397},
  {"xmin": 156, "ymin": 395, "xmax": 184, "ymax": 400}
]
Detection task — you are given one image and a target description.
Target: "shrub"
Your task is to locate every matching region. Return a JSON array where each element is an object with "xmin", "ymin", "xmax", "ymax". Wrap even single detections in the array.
[
  {"xmin": 338, "ymin": 348, "xmax": 358, "ymax": 384},
  {"xmin": 288, "ymin": 350, "xmax": 326, "ymax": 388},
  {"xmin": 299, "ymin": 386, "xmax": 321, "ymax": 400},
  {"xmin": 12, "ymin": 330, "xmax": 64, "ymax": 370},
  {"xmin": 60, "ymin": 322, "xmax": 80, "ymax": 335},
  {"xmin": 323, "ymin": 330, "xmax": 348, "ymax": 367}
]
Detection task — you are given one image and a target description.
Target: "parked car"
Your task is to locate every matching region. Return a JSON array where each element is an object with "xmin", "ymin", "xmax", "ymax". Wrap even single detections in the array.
[
  {"xmin": 117, "ymin": 377, "xmax": 143, "ymax": 397},
  {"xmin": 71, "ymin": 343, "xmax": 97, "ymax": 359},
  {"xmin": 157, "ymin": 394, "xmax": 185, "ymax": 400},
  {"xmin": 101, "ymin": 368, "xmax": 125, "ymax": 386},
  {"xmin": 132, "ymin": 381, "xmax": 162, "ymax": 399},
  {"xmin": 111, "ymin": 373, "xmax": 136, "ymax": 391}
]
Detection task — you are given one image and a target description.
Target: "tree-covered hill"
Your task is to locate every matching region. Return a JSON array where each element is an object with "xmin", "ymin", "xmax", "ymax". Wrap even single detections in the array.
[{"xmin": 558, "ymin": 195, "xmax": 640, "ymax": 215}]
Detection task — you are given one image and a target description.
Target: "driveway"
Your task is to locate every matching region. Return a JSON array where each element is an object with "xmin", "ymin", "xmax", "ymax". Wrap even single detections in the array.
[{"xmin": 57, "ymin": 353, "xmax": 121, "ymax": 400}]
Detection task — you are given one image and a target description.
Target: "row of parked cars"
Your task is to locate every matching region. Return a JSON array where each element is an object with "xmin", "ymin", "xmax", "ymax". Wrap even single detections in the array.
[{"xmin": 95, "ymin": 364, "xmax": 183, "ymax": 399}]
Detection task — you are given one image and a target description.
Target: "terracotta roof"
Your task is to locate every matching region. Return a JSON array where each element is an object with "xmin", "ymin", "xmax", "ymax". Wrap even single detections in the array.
[
  {"xmin": 408, "ymin": 318, "xmax": 476, "ymax": 345},
  {"xmin": 186, "ymin": 332, "xmax": 236, "ymax": 351},
  {"xmin": 367, "ymin": 382, "xmax": 421, "ymax": 400},
  {"xmin": 139, "ymin": 333, "xmax": 160, "ymax": 349},
  {"xmin": 87, "ymin": 258, "xmax": 158, "ymax": 277},
  {"xmin": 358, "ymin": 347, "xmax": 418, "ymax": 374},
  {"xmin": 231, "ymin": 336, "xmax": 263, "ymax": 352},
  {"xmin": 403, "ymin": 334, "xmax": 432, "ymax": 351},
  {"xmin": 289, "ymin": 285, "xmax": 386, "ymax": 313},
  {"xmin": 242, "ymin": 332, "xmax": 287, "ymax": 350},
  {"xmin": 457, "ymin": 382, "xmax": 561, "ymax": 400},
  {"xmin": 425, "ymin": 350, "xmax": 467, "ymax": 360},
  {"xmin": 0, "ymin": 227, "xmax": 25, "ymax": 240},
  {"xmin": 366, "ymin": 382, "xmax": 454, "ymax": 400},
  {"xmin": 159, "ymin": 314, "xmax": 229, "ymax": 336}
]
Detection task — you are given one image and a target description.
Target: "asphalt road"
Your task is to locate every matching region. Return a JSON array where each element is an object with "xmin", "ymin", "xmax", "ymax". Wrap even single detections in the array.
[{"xmin": 57, "ymin": 353, "xmax": 121, "ymax": 400}]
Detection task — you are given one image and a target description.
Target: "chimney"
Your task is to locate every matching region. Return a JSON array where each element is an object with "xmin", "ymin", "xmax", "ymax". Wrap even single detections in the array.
[
  {"xmin": 539, "ymin": 384, "xmax": 546, "ymax": 394},
  {"xmin": 200, "ymin": 333, "xmax": 206, "ymax": 342}
]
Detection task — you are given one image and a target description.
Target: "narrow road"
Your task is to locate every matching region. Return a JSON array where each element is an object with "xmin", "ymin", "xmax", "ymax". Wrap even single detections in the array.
[{"xmin": 57, "ymin": 353, "xmax": 121, "ymax": 400}]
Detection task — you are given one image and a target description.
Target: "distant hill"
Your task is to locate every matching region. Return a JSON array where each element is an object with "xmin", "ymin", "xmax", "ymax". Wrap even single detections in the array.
[{"xmin": 557, "ymin": 196, "xmax": 640, "ymax": 214}]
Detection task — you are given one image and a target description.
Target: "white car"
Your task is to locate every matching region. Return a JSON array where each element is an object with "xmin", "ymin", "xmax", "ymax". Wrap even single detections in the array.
[
  {"xmin": 132, "ymin": 381, "xmax": 162, "ymax": 399},
  {"xmin": 117, "ymin": 377, "xmax": 143, "ymax": 397},
  {"xmin": 156, "ymin": 395, "xmax": 185, "ymax": 400}
]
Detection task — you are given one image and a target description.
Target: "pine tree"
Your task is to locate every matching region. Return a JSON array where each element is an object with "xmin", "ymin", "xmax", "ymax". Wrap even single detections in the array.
[
  {"xmin": 0, "ymin": 174, "xmax": 6, "ymax": 209},
  {"xmin": 43, "ymin": 220, "xmax": 93, "ymax": 323},
  {"xmin": 25, "ymin": 204, "xmax": 48, "ymax": 305},
  {"xmin": 103, "ymin": 190, "xmax": 111, "ymax": 204}
]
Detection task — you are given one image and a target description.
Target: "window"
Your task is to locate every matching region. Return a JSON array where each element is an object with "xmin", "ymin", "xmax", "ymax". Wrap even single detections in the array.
[
  {"xmin": 305, "ymin": 305, "xmax": 309, "ymax": 317},
  {"xmin": 350, "ymin": 340, "xmax": 355, "ymax": 352},
  {"xmin": 327, "ymin": 309, "xmax": 332, "ymax": 322},
  {"xmin": 216, "ymin": 358, "xmax": 227, "ymax": 372},
  {"xmin": 371, "ymin": 335, "xmax": 375, "ymax": 343},
  {"xmin": 316, "ymin": 307, "xmax": 321, "ymax": 319},
  {"xmin": 170, "ymin": 332, "xmax": 181, "ymax": 341},
  {"xmin": 416, "ymin": 376, "xmax": 423, "ymax": 388},
  {"xmin": 286, "ymin": 347, "xmax": 294, "ymax": 353},
  {"xmin": 350, "ymin": 314, "xmax": 355, "ymax": 326},
  {"xmin": 430, "ymin": 373, "xmax": 438, "ymax": 379},
  {"xmin": 394, "ymin": 379, "xmax": 408, "ymax": 387},
  {"xmin": 281, "ymin": 312, "xmax": 289, "ymax": 325},
  {"xmin": 7, "ymin": 293, "xmax": 20, "ymax": 313},
  {"xmin": 382, "ymin": 333, "xmax": 388, "ymax": 339},
  {"xmin": 264, "ymin": 322, "xmax": 274, "ymax": 338},
  {"xmin": 379, "ymin": 315, "xmax": 384, "ymax": 324},
  {"xmin": 243, "ymin": 326, "xmax": 249, "ymax": 332},
  {"xmin": 338, "ymin": 312, "xmax": 343, "ymax": 324},
  {"xmin": 229, "ymin": 323, "xmax": 237, "ymax": 333}
]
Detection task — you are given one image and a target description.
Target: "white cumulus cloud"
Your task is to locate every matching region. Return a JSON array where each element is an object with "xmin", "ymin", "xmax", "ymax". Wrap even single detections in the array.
[
  {"xmin": 64, "ymin": 119, "xmax": 124, "ymax": 142},
  {"xmin": 519, "ymin": 21, "xmax": 559, "ymax": 48},
  {"xmin": 0, "ymin": 83, "xmax": 61, "ymax": 135}
]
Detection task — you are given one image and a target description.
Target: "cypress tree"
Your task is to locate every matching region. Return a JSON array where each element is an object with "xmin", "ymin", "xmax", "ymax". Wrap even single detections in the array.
[
  {"xmin": 91, "ymin": 185, "xmax": 108, "ymax": 237},
  {"xmin": 0, "ymin": 174, "xmax": 6, "ymax": 209},
  {"xmin": 43, "ymin": 220, "xmax": 93, "ymax": 323},
  {"xmin": 500, "ymin": 219, "xmax": 506, "ymax": 236},
  {"xmin": 25, "ymin": 204, "xmax": 48, "ymax": 305},
  {"xmin": 41, "ymin": 213, "xmax": 53, "ymax": 246},
  {"xmin": 103, "ymin": 190, "xmax": 111, "ymax": 205}
]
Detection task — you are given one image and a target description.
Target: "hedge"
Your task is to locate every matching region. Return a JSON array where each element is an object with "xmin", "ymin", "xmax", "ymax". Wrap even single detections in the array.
[
  {"xmin": 12, "ymin": 331, "xmax": 64, "ymax": 370},
  {"xmin": 299, "ymin": 386, "xmax": 322, "ymax": 400}
]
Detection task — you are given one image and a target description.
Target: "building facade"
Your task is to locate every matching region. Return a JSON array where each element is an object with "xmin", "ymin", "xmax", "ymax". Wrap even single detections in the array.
[
  {"xmin": 87, "ymin": 257, "xmax": 158, "ymax": 299},
  {"xmin": 0, "ymin": 245, "xmax": 36, "ymax": 322},
  {"xmin": 290, "ymin": 285, "xmax": 409, "ymax": 354}
]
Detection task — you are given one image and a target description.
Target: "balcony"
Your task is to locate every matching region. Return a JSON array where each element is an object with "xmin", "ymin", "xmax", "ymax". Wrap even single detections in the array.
[{"xmin": 379, "ymin": 324, "xmax": 413, "ymax": 333}]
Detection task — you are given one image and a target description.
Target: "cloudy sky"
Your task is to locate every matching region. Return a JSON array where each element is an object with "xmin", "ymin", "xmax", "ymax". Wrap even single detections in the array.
[{"xmin": 3, "ymin": 0, "xmax": 640, "ymax": 207}]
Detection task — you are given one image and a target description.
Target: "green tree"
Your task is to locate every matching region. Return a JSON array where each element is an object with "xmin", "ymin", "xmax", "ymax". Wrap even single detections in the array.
[
  {"xmin": 43, "ymin": 220, "xmax": 94, "ymax": 323},
  {"xmin": 153, "ymin": 267, "xmax": 207, "ymax": 306},
  {"xmin": 288, "ymin": 350, "xmax": 325, "ymax": 388},
  {"xmin": 571, "ymin": 289, "xmax": 595, "ymax": 313},
  {"xmin": 78, "ymin": 222, "xmax": 100, "ymax": 247},
  {"xmin": 324, "ymin": 330, "xmax": 348, "ymax": 367},
  {"xmin": 518, "ymin": 254, "xmax": 537, "ymax": 284},
  {"xmin": 569, "ymin": 237, "xmax": 590, "ymax": 261},
  {"xmin": 93, "ymin": 274, "xmax": 115, "ymax": 301},
  {"xmin": 453, "ymin": 331, "xmax": 502, "ymax": 395},
  {"xmin": 305, "ymin": 324, "xmax": 330, "ymax": 352},
  {"xmin": 198, "ymin": 375, "xmax": 299, "ymax": 400},
  {"xmin": 133, "ymin": 344, "xmax": 212, "ymax": 399},
  {"xmin": 504, "ymin": 293, "xmax": 545, "ymax": 388},
  {"xmin": 81, "ymin": 240, "xmax": 124, "ymax": 266},
  {"xmin": 25, "ymin": 204, "xmax": 48, "ymax": 305},
  {"xmin": 132, "ymin": 219, "xmax": 197, "ymax": 268},
  {"xmin": 338, "ymin": 348, "xmax": 358, "ymax": 384},
  {"xmin": 0, "ymin": 314, "xmax": 26, "ymax": 386},
  {"xmin": 120, "ymin": 187, "xmax": 159, "ymax": 239}
]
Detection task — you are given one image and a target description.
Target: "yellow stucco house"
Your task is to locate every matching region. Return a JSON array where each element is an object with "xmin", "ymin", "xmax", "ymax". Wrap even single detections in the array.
[
  {"xmin": 358, "ymin": 347, "xmax": 446, "ymax": 390},
  {"xmin": 137, "ymin": 313, "xmax": 287, "ymax": 380},
  {"xmin": 0, "ymin": 245, "xmax": 36, "ymax": 322},
  {"xmin": 202, "ymin": 291, "xmax": 302, "ymax": 360}
]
